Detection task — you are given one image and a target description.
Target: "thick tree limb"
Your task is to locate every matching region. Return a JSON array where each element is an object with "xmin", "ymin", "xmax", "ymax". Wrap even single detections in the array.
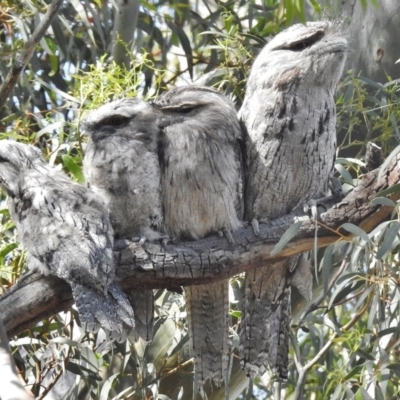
[
  {"xmin": 1, "ymin": 153, "xmax": 400, "ymax": 337},
  {"xmin": 0, "ymin": 0, "xmax": 63, "ymax": 110}
]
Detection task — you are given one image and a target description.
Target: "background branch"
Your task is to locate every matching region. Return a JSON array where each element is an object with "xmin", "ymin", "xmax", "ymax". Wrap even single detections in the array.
[{"xmin": 0, "ymin": 0, "xmax": 63, "ymax": 110}]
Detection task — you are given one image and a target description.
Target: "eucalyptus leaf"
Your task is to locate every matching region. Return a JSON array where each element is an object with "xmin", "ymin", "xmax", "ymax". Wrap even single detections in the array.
[
  {"xmin": 341, "ymin": 223, "xmax": 370, "ymax": 243},
  {"xmin": 271, "ymin": 220, "xmax": 303, "ymax": 255}
]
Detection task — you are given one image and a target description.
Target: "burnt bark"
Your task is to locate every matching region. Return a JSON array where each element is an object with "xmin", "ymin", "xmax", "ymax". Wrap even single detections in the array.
[{"xmin": 1, "ymin": 152, "xmax": 400, "ymax": 337}]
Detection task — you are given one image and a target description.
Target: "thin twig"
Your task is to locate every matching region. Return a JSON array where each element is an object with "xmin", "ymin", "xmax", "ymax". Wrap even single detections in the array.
[{"xmin": 0, "ymin": 0, "xmax": 64, "ymax": 110}]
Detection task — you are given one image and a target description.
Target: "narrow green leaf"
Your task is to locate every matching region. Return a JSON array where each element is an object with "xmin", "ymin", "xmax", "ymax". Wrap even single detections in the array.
[
  {"xmin": 0, "ymin": 243, "xmax": 18, "ymax": 260},
  {"xmin": 271, "ymin": 220, "xmax": 303, "ymax": 255},
  {"xmin": 145, "ymin": 318, "xmax": 175, "ymax": 367},
  {"xmin": 308, "ymin": 0, "xmax": 322, "ymax": 14},
  {"xmin": 335, "ymin": 164, "xmax": 353, "ymax": 185},
  {"xmin": 321, "ymin": 245, "xmax": 334, "ymax": 295},
  {"xmin": 100, "ymin": 373, "xmax": 120, "ymax": 400},
  {"xmin": 344, "ymin": 365, "xmax": 363, "ymax": 380},
  {"xmin": 377, "ymin": 327, "xmax": 400, "ymax": 338},
  {"xmin": 329, "ymin": 279, "xmax": 365, "ymax": 310},
  {"xmin": 229, "ymin": 310, "xmax": 242, "ymax": 318},
  {"xmin": 376, "ymin": 222, "xmax": 400, "ymax": 259},
  {"xmin": 335, "ymin": 157, "xmax": 365, "ymax": 167},
  {"xmin": 387, "ymin": 364, "xmax": 400, "ymax": 378},
  {"xmin": 166, "ymin": 21, "xmax": 193, "ymax": 79},
  {"xmin": 370, "ymin": 197, "xmax": 396, "ymax": 207},
  {"xmin": 375, "ymin": 183, "xmax": 400, "ymax": 198},
  {"xmin": 137, "ymin": 13, "xmax": 165, "ymax": 48},
  {"xmin": 355, "ymin": 348, "xmax": 376, "ymax": 361},
  {"xmin": 358, "ymin": 388, "xmax": 374, "ymax": 400},
  {"xmin": 61, "ymin": 155, "xmax": 85, "ymax": 183},
  {"xmin": 358, "ymin": 76, "xmax": 385, "ymax": 90},
  {"xmin": 48, "ymin": 54, "xmax": 59, "ymax": 77},
  {"xmin": 341, "ymin": 223, "xmax": 370, "ymax": 243},
  {"xmin": 375, "ymin": 385, "xmax": 385, "ymax": 400}
]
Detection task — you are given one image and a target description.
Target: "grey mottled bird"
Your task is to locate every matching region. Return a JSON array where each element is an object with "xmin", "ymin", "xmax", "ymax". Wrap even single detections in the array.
[
  {"xmin": 239, "ymin": 21, "xmax": 347, "ymax": 377},
  {"xmin": 154, "ymin": 86, "xmax": 243, "ymax": 387},
  {"xmin": 83, "ymin": 98, "xmax": 163, "ymax": 341},
  {"xmin": 0, "ymin": 141, "xmax": 135, "ymax": 341}
]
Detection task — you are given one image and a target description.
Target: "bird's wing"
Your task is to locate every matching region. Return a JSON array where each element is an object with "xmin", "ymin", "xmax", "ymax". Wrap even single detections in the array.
[{"xmin": 17, "ymin": 177, "xmax": 114, "ymax": 292}]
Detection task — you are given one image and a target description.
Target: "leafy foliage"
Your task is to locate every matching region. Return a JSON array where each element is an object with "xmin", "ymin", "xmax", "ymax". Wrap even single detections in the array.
[{"xmin": 0, "ymin": 0, "xmax": 397, "ymax": 399}]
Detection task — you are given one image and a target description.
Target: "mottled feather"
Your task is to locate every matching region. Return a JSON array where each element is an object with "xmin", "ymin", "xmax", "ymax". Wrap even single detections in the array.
[
  {"xmin": 0, "ymin": 141, "xmax": 135, "ymax": 341},
  {"xmin": 239, "ymin": 21, "xmax": 347, "ymax": 377},
  {"xmin": 83, "ymin": 98, "xmax": 163, "ymax": 341},
  {"xmin": 154, "ymin": 86, "xmax": 243, "ymax": 387}
]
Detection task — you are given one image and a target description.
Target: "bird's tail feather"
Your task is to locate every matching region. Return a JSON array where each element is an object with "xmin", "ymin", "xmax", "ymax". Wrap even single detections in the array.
[
  {"xmin": 127, "ymin": 289, "xmax": 154, "ymax": 341},
  {"xmin": 240, "ymin": 259, "xmax": 293, "ymax": 378},
  {"xmin": 72, "ymin": 282, "xmax": 135, "ymax": 342},
  {"xmin": 185, "ymin": 279, "xmax": 230, "ymax": 388}
]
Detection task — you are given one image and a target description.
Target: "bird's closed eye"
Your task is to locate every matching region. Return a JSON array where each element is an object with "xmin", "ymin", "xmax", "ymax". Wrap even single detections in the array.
[
  {"xmin": 102, "ymin": 115, "xmax": 130, "ymax": 127},
  {"xmin": 179, "ymin": 106, "xmax": 194, "ymax": 114},
  {"xmin": 284, "ymin": 31, "xmax": 325, "ymax": 52},
  {"xmin": 288, "ymin": 39, "xmax": 316, "ymax": 51},
  {"xmin": 0, "ymin": 155, "xmax": 9, "ymax": 163}
]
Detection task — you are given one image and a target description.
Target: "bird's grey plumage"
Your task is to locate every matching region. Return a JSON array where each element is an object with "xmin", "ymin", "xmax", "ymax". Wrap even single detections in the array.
[
  {"xmin": 83, "ymin": 98, "xmax": 163, "ymax": 341},
  {"xmin": 154, "ymin": 86, "xmax": 243, "ymax": 387},
  {"xmin": 239, "ymin": 21, "xmax": 347, "ymax": 377},
  {"xmin": 0, "ymin": 141, "xmax": 135, "ymax": 341}
]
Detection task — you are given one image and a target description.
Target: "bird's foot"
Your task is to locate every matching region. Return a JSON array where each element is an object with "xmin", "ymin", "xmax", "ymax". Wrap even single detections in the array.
[
  {"xmin": 161, "ymin": 235, "xmax": 176, "ymax": 247},
  {"xmin": 218, "ymin": 229, "xmax": 235, "ymax": 244},
  {"xmin": 139, "ymin": 236, "xmax": 147, "ymax": 245},
  {"xmin": 251, "ymin": 218, "xmax": 260, "ymax": 236},
  {"xmin": 303, "ymin": 199, "xmax": 319, "ymax": 220}
]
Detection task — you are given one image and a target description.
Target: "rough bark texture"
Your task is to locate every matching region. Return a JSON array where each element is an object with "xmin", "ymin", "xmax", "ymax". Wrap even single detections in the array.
[{"xmin": 2, "ymin": 151, "xmax": 400, "ymax": 338}]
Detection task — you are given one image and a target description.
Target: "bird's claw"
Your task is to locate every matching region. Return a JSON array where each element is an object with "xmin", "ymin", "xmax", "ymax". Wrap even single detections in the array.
[
  {"xmin": 303, "ymin": 199, "xmax": 319, "ymax": 220},
  {"xmin": 161, "ymin": 235, "xmax": 176, "ymax": 247},
  {"xmin": 218, "ymin": 229, "xmax": 235, "ymax": 244},
  {"xmin": 251, "ymin": 218, "xmax": 260, "ymax": 236},
  {"xmin": 139, "ymin": 236, "xmax": 147, "ymax": 245}
]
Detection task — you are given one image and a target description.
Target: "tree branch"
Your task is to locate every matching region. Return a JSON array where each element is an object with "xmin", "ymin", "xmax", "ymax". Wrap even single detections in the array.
[
  {"xmin": 111, "ymin": 0, "xmax": 140, "ymax": 68},
  {"xmin": 1, "ymin": 152, "xmax": 400, "ymax": 337},
  {"xmin": 0, "ymin": 0, "xmax": 63, "ymax": 110}
]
